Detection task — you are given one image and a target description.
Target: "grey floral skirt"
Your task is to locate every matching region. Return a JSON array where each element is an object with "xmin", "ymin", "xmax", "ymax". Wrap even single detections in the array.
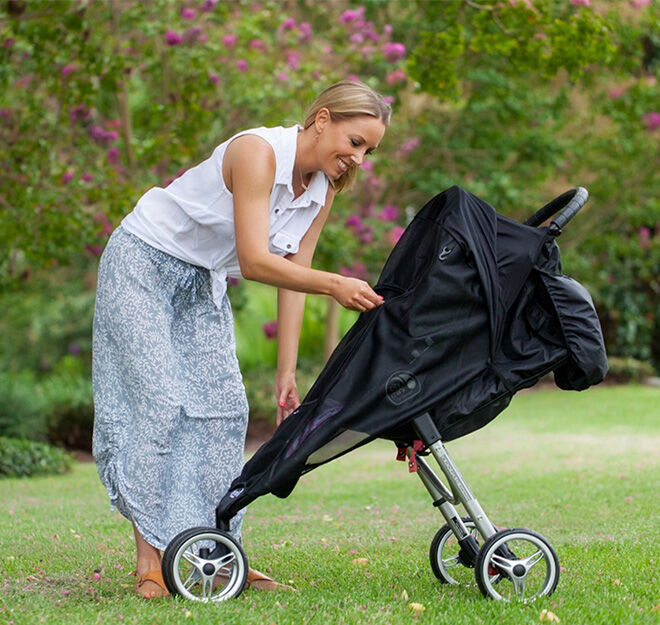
[{"xmin": 92, "ymin": 226, "xmax": 249, "ymax": 550}]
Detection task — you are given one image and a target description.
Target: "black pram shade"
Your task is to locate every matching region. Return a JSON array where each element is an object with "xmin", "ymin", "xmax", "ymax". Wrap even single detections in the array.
[{"xmin": 218, "ymin": 186, "xmax": 607, "ymax": 521}]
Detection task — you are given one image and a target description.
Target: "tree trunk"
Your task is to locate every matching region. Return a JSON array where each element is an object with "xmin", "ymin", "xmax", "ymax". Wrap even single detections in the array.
[{"xmin": 324, "ymin": 297, "xmax": 340, "ymax": 363}]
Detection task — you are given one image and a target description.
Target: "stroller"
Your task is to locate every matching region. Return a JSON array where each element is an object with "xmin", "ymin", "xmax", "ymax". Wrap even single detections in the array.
[{"xmin": 161, "ymin": 186, "xmax": 608, "ymax": 603}]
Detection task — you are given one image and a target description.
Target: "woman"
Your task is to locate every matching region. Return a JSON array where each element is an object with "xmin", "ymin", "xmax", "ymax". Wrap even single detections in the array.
[{"xmin": 92, "ymin": 80, "xmax": 391, "ymax": 598}]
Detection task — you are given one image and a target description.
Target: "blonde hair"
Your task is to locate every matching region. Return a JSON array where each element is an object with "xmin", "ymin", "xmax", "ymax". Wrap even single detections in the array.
[{"xmin": 303, "ymin": 80, "xmax": 392, "ymax": 193}]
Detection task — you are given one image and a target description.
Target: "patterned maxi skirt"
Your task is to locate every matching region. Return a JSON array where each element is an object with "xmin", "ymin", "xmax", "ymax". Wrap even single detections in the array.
[{"xmin": 92, "ymin": 226, "xmax": 249, "ymax": 550}]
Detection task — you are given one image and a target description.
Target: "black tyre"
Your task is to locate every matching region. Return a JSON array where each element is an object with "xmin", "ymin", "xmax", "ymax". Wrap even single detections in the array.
[
  {"xmin": 162, "ymin": 526, "xmax": 248, "ymax": 601},
  {"xmin": 475, "ymin": 528, "xmax": 559, "ymax": 602},
  {"xmin": 429, "ymin": 516, "xmax": 480, "ymax": 586}
]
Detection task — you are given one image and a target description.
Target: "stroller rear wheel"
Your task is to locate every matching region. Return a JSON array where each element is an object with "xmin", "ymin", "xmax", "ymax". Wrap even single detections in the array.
[
  {"xmin": 474, "ymin": 528, "xmax": 559, "ymax": 602},
  {"xmin": 429, "ymin": 517, "xmax": 480, "ymax": 586},
  {"xmin": 161, "ymin": 527, "xmax": 248, "ymax": 601}
]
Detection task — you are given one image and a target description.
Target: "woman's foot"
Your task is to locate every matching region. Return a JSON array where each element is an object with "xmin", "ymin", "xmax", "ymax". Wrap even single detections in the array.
[
  {"xmin": 245, "ymin": 568, "xmax": 296, "ymax": 592},
  {"xmin": 134, "ymin": 568, "xmax": 170, "ymax": 599},
  {"xmin": 132, "ymin": 522, "xmax": 169, "ymax": 599}
]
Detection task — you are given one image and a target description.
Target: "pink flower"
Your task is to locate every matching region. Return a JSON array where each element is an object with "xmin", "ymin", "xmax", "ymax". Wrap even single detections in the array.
[
  {"xmin": 281, "ymin": 17, "xmax": 297, "ymax": 30},
  {"xmin": 382, "ymin": 95, "xmax": 395, "ymax": 105},
  {"xmin": 208, "ymin": 72, "xmax": 219, "ymax": 85},
  {"xmin": 249, "ymin": 39, "xmax": 266, "ymax": 52},
  {"xmin": 631, "ymin": 0, "xmax": 649, "ymax": 6},
  {"xmin": 236, "ymin": 59, "xmax": 248, "ymax": 72},
  {"xmin": 61, "ymin": 64, "xmax": 77, "ymax": 77},
  {"xmin": 643, "ymin": 112, "xmax": 660, "ymax": 131},
  {"xmin": 361, "ymin": 160, "xmax": 373, "ymax": 172},
  {"xmin": 0, "ymin": 108, "xmax": 10, "ymax": 119},
  {"xmin": 570, "ymin": 0, "xmax": 590, "ymax": 5},
  {"xmin": 386, "ymin": 69, "xmax": 406, "ymax": 85},
  {"xmin": 276, "ymin": 71, "xmax": 289, "ymax": 82},
  {"xmin": 93, "ymin": 572, "xmax": 101, "ymax": 581},
  {"xmin": 200, "ymin": 0, "xmax": 218, "ymax": 11},
  {"xmin": 3, "ymin": 37, "xmax": 14, "ymax": 48},
  {"xmin": 85, "ymin": 245, "xmax": 103, "ymax": 257},
  {"xmin": 299, "ymin": 22, "xmax": 313, "ymax": 43},
  {"xmin": 387, "ymin": 226, "xmax": 405, "ymax": 245},
  {"xmin": 395, "ymin": 137, "xmax": 420, "ymax": 158},
  {"xmin": 263, "ymin": 320, "xmax": 278, "ymax": 339},
  {"xmin": 183, "ymin": 26, "xmax": 203, "ymax": 43},
  {"xmin": 164, "ymin": 30, "xmax": 183, "ymax": 46},
  {"xmin": 347, "ymin": 74, "xmax": 361, "ymax": 82},
  {"xmin": 359, "ymin": 227, "xmax": 373, "ymax": 244},
  {"xmin": 227, "ymin": 277, "xmax": 240, "ymax": 287},
  {"xmin": 608, "ymin": 86, "xmax": 625, "ymax": 99},
  {"xmin": 377, "ymin": 205, "xmax": 399, "ymax": 221},
  {"xmin": 69, "ymin": 105, "xmax": 90, "ymax": 122},
  {"xmin": 345, "ymin": 215, "xmax": 362, "ymax": 229},
  {"xmin": 61, "ymin": 172, "xmax": 75, "ymax": 185},
  {"xmin": 181, "ymin": 7, "xmax": 196, "ymax": 19},
  {"xmin": 339, "ymin": 262, "xmax": 368, "ymax": 280},
  {"xmin": 94, "ymin": 212, "xmax": 114, "ymax": 235},
  {"xmin": 222, "ymin": 34, "xmax": 238, "ymax": 48},
  {"xmin": 312, "ymin": 70, "xmax": 321, "ymax": 80},
  {"xmin": 639, "ymin": 227, "xmax": 651, "ymax": 250},
  {"xmin": 287, "ymin": 51, "xmax": 301, "ymax": 70},
  {"xmin": 339, "ymin": 7, "xmax": 365, "ymax": 24},
  {"xmin": 107, "ymin": 147, "xmax": 120, "ymax": 163},
  {"xmin": 382, "ymin": 42, "xmax": 405, "ymax": 62},
  {"xmin": 350, "ymin": 33, "xmax": 365, "ymax": 44},
  {"xmin": 384, "ymin": 24, "xmax": 393, "ymax": 35},
  {"xmin": 81, "ymin": 173, "xmax": 94, "ymax": 182}
]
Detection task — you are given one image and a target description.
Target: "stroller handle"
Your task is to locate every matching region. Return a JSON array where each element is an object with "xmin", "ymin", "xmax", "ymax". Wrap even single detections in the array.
[{"xmin": 524, "ymin": 187, "xmax": 589, "ymax": 232}]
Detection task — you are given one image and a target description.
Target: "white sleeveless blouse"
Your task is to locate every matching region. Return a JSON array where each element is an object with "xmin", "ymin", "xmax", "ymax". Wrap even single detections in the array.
[{"xmin": 121, "ymin": 125, "xmax": 329, "ymax": 308}]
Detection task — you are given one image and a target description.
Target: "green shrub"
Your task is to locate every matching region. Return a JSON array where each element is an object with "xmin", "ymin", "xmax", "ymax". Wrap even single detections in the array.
[
  {"xmin": 0, "ymin": 370, "xmax": 48, "ymax": 441},
  {"xmin": 606, "ymin": 357, "xmax": 657, "ymax": 383},
  {"xmin": 41, "ymin": 372, "xmax": 94, "ymax": 450},
  {"xmin": 0, "ymin": 368, "xmax": 93, "ymax": 450},
  {"xmin": 0, "ymin": 436, "xmax": 72, "ymax": 478}
]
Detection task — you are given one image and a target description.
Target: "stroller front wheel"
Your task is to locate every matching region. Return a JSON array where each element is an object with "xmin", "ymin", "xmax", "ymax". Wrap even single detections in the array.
[
  {"xmin": 429, "ymin": 517, "xmax": 480, "ymax": 586},
  {"xmin": 474, "ymin": 528, "xmax": 559, "ymax": 602},
  {"xmin": 162, "ymin": 527, "xmax": 248, "ymax": 601}
]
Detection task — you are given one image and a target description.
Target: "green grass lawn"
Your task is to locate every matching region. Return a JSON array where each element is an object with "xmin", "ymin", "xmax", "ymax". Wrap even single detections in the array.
[{"xmin": 1, "ymin": 386, "xmax": 658, "ymax": 624}]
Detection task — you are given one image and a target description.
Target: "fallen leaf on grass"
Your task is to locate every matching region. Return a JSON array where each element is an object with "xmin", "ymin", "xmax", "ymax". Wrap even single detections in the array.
[
  {"xmin": 539, "ymin": 609, "xmax": 560, "ymax": 622},
  {"xmin": 409, "ymin": 602, "xmax": 425, "ymax": 613},
  {"xmin": 400, "ymin": 589, "xmax": 409, "ymax": 601},
  {"xmin": 351, "ymin": 558, "xmax": 368, "ymax": 566}
]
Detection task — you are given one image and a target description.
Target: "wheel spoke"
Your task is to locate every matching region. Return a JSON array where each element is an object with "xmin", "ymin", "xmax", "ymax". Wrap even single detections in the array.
[
  {"xmin": 183, "ymin": 568, "xmax": 199, "ymax": 591},
  {"xmin": 522, "ymin": 549, "xmax": 544, "ymax": 569},
  {"xmin": 512, "ymin": 576, "xmax": 526, "ymax": 601},
  {"xmin": 213, "ymin": 553, "xmax": 236, "ymax": 569},
  {"xmin": 182, "ymin": 549, "xmax": 202, "ymax": 567},
  {"xmin": 490, "ymin": 553, "xmax": 513, "ymax": 575},
  {"xmin": 202, "ymin": 576, "xmax": 213, "ymax": 599},
  {"xmin": 442, "ymin": 554, "xmax": 461, "ymax": 568}
]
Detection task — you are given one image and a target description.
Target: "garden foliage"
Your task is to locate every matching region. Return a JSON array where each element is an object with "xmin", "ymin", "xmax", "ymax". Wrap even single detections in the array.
[
  {"xmin": 0, "ymin": 436, "xmax": 72, "ymax": 478},
  {"xmin": 0, "ymin": 0, "xmax": 657, "ymax": 443}
]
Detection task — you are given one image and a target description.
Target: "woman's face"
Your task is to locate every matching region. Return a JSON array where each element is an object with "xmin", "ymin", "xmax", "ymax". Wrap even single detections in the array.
[{"xmin": 314, "ymin": 112, "xmax": 386, "ymax": 180}]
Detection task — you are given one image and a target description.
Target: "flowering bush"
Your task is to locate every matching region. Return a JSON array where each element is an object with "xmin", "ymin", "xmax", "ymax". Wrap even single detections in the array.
[{"xmin": 0, "ymin": 0, "xmax": 658, "ymax": 372}]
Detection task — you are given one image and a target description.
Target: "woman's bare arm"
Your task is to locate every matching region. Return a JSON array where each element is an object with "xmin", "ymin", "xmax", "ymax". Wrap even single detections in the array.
[{"xmin": 226, "ymin": 134, "xmax": 382, "ymax": 311}]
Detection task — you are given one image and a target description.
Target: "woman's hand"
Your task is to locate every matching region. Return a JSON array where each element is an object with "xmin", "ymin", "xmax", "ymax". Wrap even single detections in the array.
[
  {"xmin": 331, "ymin": 275, "xmax": 384, "ymax": 312},
  {"xmin": 274, "ymin": 370, "xmax": 301, "ymax": 426}
]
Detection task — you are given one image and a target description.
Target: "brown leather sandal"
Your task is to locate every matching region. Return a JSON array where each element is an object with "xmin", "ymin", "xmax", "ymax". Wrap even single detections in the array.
[
  {"xmin": 134, "ymin": 569, "xmax": 170, "ymax": 598},
  {"xmin": 245, "ymin": 568, "xmax": 296, "ymax": 592}
]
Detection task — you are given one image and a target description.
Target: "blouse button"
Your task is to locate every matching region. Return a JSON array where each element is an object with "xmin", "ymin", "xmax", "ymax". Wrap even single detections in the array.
[
  {"xmin": 274, "ymin": 208, "xmax": 280, "ymax": 214},
  {"xmin": 286, "ymin": 243, "xmax": 292, "ymax": 249}
]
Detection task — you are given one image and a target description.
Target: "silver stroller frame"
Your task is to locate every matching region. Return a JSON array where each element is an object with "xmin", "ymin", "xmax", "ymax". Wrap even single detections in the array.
[{"xmin": 409, "ymin": 412, "xmax": 560, "ymax": 601}]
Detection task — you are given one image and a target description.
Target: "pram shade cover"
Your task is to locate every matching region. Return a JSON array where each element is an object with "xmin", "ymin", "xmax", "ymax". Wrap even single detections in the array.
[{"xmin": 218, "ymin": 186, "xmax": 607, "ymax": 521}]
